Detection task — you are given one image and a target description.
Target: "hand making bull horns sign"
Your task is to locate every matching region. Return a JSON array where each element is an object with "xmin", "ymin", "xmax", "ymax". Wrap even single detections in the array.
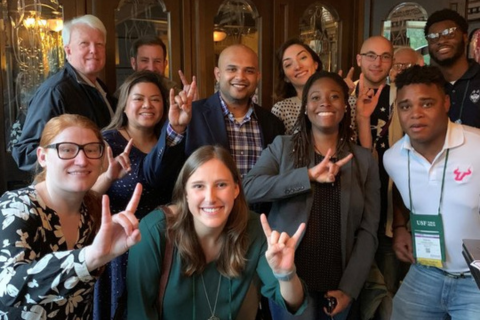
[
  {"xmin": 168, "ymin": 77, "xmax": 197, "ymax": 134},
  {"xmin": 244, "ymin": 71, "xmax": 381, "ymax": 319}
]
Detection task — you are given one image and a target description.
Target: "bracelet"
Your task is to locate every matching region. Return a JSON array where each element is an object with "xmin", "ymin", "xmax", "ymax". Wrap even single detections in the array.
[
  {"xmin": 392, "ymin": 224, "xmax": 407, "ymax": 231},
  {"xmin": 273, "ymin": 266, "xmax": 296, "ymax": 282}
]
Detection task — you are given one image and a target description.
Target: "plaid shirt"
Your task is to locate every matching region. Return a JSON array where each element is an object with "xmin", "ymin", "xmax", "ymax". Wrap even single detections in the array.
[
  {"xmin": 166, "ymin": 124, "xmax": 185, "ymax": 146},
  {"xmin": 166, "ymin": 93, "xmax": 263, "ymax": 178},
  {"xmin": 219, "ymin": 93, "xmax": 263, "ymax": 178}
]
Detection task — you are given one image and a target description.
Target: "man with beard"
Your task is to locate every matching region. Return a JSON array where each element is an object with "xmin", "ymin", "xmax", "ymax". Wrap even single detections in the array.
[
  {"xmin": 425, "ymin": 9, "xmax": 480, "ymax": 127},
  {"xmin": 142, "ymin": 44, "xmax": 285, "ymax": 200},
  {"xmin": 128, "ymin": 35, "xmax": 197, "ymax": 99}
]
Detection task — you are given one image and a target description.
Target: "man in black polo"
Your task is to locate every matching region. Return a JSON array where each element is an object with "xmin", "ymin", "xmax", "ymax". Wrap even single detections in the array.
[{"xmin": 425, "ymin": 8, "xmax": 480, "ymax": 127}]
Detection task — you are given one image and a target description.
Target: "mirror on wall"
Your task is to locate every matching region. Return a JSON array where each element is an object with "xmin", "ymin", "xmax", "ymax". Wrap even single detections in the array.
[
  {"xmin": 299, "ymin": 2, "xmax": 340, "ymax": 72},
  {"xmin": 383, "ymin": 2, "xmax": 429, "ymax": 64},
  {"xmin": 213, "ymin": 0, "xmax": 259, "ymax": 100},
  {"xmin": 115, "ymin": 0, "xmax": 170, "ymax": 88},
  {"xmin": 1, "ymin": 0, "xmax": 64, "ymax": 151}
]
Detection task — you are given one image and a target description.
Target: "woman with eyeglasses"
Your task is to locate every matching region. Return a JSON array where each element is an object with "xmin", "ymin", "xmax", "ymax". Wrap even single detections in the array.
[
  {"xmin": 0, "ymin": 114, "xmax": 142, "ymax": 319},
  {"xmin": 272, "ymin": 38, "xmax": 322, "ymax": 134}
]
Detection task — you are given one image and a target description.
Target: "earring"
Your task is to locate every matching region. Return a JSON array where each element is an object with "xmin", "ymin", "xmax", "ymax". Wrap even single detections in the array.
[{"xmin": 304, "ymin": 110, "xmax": 307, "ymax": 115}]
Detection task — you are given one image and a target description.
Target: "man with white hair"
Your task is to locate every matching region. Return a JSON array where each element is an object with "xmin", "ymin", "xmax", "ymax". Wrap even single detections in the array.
[{"xmin": 12, "ymin": 14, "xmax": 115, "ymax": 171}]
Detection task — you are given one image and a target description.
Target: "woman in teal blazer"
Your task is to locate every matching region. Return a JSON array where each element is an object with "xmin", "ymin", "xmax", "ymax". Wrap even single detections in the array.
[{"xmin": 244, "ymin": 71, "xmax": 381, "ymax": 320}]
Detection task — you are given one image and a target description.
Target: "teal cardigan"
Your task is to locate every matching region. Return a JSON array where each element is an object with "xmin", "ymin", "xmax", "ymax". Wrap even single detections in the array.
[{"xmin": 126, "ymin": 209, "xmax": 306, "ymax": 320}]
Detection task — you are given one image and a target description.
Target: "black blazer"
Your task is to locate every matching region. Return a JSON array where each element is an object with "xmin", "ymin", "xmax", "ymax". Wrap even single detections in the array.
[{"xmin": 142, "ymin": 93, "xmax": 285, "ymax": 201}]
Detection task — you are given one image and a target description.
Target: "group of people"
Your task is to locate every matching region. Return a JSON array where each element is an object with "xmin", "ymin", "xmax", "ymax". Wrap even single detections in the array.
[{"xmin": 1, "ymin": 7, "xmax": 480, "ymax": 320}]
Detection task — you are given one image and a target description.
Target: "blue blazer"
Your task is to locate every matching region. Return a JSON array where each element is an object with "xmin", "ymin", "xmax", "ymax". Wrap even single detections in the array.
[
  {"xmin": 142, "ymin": 93, "xmax": 285, "ymax": 200},
  {"xmin": 243, "ymin": 135, "xmax": 380, "ymax": 299}
]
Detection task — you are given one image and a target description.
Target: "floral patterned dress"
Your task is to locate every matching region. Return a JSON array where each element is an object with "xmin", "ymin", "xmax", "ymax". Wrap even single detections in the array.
[{"xmin": 0, "ymin": 186, "xmax": 99, "ymax": 320}]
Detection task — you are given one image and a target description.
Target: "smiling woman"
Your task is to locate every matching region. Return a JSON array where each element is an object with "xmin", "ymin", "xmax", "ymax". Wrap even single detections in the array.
[
  {"xmin": 272, "ymin": 38, "xmax": 322, "ymax": 134},
  {"xmin": 244, "ymin": 71, "xmax": 381, "ymax": 320},
  {"xmin": 93, "ymin": 70, "xmax": 172, "ymax": 320},
  {"xmin": 0, "ymin": 114, "xmax": 143, "ymax": 320},
  {"xmin": 126, "ymin": 145, "xmax": 307, "ymax": 320}
]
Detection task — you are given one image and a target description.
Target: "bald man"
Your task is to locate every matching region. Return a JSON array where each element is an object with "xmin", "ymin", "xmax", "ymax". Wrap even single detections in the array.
[
  {"xmin": 350, "ymin": 36, "xmax": 393, "ymax": 231},
  {"xmin": 389, "ymin": 47, "xmax": 424, "ymax": 83},
  {"xmin": 347, "ymin": 36, "xmax": 400, "ymax": 320},
  {"xmin": 142, "ymin": 44, "xmax": 284, "ymax": 204}
]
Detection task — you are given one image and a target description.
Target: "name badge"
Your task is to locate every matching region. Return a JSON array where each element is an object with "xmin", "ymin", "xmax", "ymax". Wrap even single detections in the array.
[{"xmin": 410, "ymin": 213, "xmax": 446, "ymax": 268}]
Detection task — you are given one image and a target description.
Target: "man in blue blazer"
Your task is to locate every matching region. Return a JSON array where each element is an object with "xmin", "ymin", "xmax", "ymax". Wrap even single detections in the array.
[{"xmin": 143, "ymin": 44, "xmax": 285, "ymax": 202}]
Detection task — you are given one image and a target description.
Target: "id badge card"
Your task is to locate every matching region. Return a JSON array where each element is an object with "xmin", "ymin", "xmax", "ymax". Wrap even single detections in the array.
[{"xmin": 410, "ymin": 212, "xmax": 446, "ymax": 268}]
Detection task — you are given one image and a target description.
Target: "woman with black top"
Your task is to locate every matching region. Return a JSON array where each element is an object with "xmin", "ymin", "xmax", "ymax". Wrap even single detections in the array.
[{"xmin": 244, "ymin": 71, "xmax": 381, "ymax": 320}]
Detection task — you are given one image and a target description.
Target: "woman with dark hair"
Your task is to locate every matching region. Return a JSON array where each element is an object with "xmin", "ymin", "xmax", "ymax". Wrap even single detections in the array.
[
  {"xmin": 0, "ymin": 114, "xmax": 142, "ymax": 319},
  {"xmin": 272, "ymin": 39, "xmax": 322, "ymax": 134},
  {"xmin": 93, "ymin": 70, "xmax": 172, "ymax": 320},
  {"xmin": 126, "ymin": 145, "xmax": 306, "ymax": 320},
  {"xmin": 96, "ymin": 70, "xmax": 170, "ymax": 211},
  {"xmin": 245, "ymin": 71, "xmax": 381, "ymax": 320}
]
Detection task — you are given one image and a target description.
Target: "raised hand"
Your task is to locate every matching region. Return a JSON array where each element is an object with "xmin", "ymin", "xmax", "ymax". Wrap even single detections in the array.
[
  {"xmin": 356, "ymin": 73, "xmax": 384, "ymax": 119},
  {"xmin": 105, "ymin": 139, "xmax": 133, "ymax": 182},
  {"xmin": 169, "ymin": 78, "xmax": 197, "ymax": 133},
  {"xmin": 308, "ymin": 149, "xmax": 353, "ymax": 183},
  {"xmin": 339, "ymin": 67, "xmax": 355, "ymax": 95},
  {"xmin": 85, "ymin": 183, "xmax": 143, "ymax": 271},
  {"xmin": 178, "ymin": 70, "xmax": 199, "ymax": 101},
  {"xmin": 260, "ymin": 214, "xmax": 305, "ymax": 276}
]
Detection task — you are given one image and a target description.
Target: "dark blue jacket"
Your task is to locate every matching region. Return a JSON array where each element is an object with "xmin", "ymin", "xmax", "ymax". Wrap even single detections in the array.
[
  {"xmin": 12, "ymin": 62, "xmax": 116, "ymax": 171},
  {"xmin": 142, "ymin": 93, "xmax": 285, "ymax": 202}
]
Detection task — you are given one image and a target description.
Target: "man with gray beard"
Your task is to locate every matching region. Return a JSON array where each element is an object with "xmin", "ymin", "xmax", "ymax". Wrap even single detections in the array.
[{"xmin": 425, "ymin": 9, "xmax": 480, "ymax": 127}]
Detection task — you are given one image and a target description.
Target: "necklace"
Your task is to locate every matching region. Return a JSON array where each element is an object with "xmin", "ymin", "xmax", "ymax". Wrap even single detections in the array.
[
  {"xmin": 200, "ymin": 273, "xmax": 222, "ymax": 320},
  {"xmin": 123, "ymin": 128, "xmax": 134, "ymax": 145}
]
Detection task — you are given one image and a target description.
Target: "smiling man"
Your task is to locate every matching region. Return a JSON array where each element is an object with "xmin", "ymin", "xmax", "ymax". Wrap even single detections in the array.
[
  {"xmin": 144, "ymin": 44, "xmax": 284, "ymax": 195},
  {"xmin": 348, "ymin": 36, "xmax": 397, "ymax": 320},
  {"xmin": 425, "ymin": 9, "xmax": 480, "ymax": 127},
  {"xmin": 385, "ymin": 64, "xmax": 480, "ymax": 319},
  {"xmin": 12, "ymin": 14, "xmax": 116, "ymax": 172}
]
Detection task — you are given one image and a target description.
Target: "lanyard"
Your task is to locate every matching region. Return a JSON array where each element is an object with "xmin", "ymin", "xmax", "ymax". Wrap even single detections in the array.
[
  {"xmin": 407, "ymin": 149, "xmax": 450, "ymax": 215},
  {"xmin": 455, "ymin": 80, "xmax": 470, "ymax": 124}
]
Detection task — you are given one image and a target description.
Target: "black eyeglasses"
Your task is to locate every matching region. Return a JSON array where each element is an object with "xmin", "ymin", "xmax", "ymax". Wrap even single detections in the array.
[
  {"xmin": 426, "ymin": 27, "xmax": 457, "ymax": 43},
  {"xmin": 45, "ymin": 142, "xmax": 104, "ymax": 160},
  {"xmin": 360, "ymin": 52, "xmax": 392, "ymax": 62}
]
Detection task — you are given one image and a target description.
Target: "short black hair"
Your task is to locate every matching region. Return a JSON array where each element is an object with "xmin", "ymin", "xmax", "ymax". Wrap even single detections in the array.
[
  {"xmin": 425, "ymin": 9, "xmax": 468, "ymax": 37},
  {"xmin": 395, "ymin": 65, "xmax": 446, "ymax": 93},
  {"xmin": 130, "ymin": 35, "xmax": 167, "ymax": 59}
]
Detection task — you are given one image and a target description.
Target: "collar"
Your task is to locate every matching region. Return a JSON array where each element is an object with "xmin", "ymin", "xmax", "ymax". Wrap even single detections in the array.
[
  {"xmin": 351, "ymin": 80, "xmax": 360, "ymax": 97},
  {"xmin": 401, "ymin": 120, "xmax": 465, "ymax": 153},
  {"xmin": 456, "ymin": 59, "xmax": 480, "ymax": 81},
  {"xmin": 67, "ymin": 62, "xmax": 99, "ymax": 88},
  {"xmin": 217, "ymin": 92, "xmax": 256, "ymax": 119}
]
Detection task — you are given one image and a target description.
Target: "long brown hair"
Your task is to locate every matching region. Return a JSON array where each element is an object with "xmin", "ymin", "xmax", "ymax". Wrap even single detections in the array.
[
  {"xmin": 103, "ymin": 70, "xmax": 169, "ymax": 136},
  {"xmin": 292, "ymin": 71, "xmax": 354, "ymax": 168},
  {"xmin": 273, "ymin": 38, "xmax": 323, "ymax": 102},
  {"xmin": 35, "ymin": 114, "xmax": 103, "ymax": 236},
  {"xmin": 168, "ymin": 145, "xmax": 249, "ymax": 277}
]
